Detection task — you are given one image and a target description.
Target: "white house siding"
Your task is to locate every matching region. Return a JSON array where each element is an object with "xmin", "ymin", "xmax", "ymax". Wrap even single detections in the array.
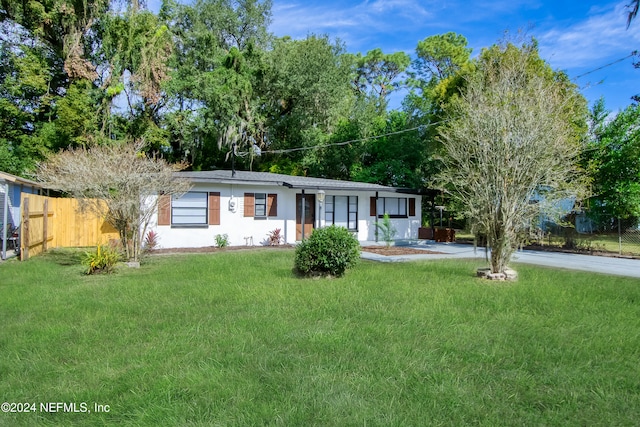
[
  {"xmin": 316, "ymin": 190, "xmax": 421, "ymax": 242},
  {"xmin": 0, "ymin": 181, "xmax": 17, "ymax": 230},
  {"xmin": 0, "ymin": 178, "xmax": 40, "ymax": 230},
  {"xmin": 153, "ymin": 183, "xmax": 422, "ymax": 249},
  {"xmin": 153, "ymin": 183, "xmax": 288, "ymax": 248},
  {"xmin": 0, "ymin": 183, "xmax": 8, "ymax": 227}
]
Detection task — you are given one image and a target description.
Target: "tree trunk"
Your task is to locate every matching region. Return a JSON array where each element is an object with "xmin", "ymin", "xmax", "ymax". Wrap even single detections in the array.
[{"xmin": 488, "ymin": 220, "xmax": 513, "ymax": 274}]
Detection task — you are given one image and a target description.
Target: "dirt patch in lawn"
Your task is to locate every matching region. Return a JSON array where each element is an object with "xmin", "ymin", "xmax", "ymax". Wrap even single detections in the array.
[{"xmin": 361, "ymin": 246, "xmax": 446, "ymax": 256}]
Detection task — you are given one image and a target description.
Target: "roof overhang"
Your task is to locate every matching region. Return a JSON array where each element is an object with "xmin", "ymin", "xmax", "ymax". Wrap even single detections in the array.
[
  {"xmin": 176, "ymin": 170, "xmax": 427, "ymax": 194},
  {"xmin": 0, "ymin": 171, "xmax": 43, "ymax": 189}
]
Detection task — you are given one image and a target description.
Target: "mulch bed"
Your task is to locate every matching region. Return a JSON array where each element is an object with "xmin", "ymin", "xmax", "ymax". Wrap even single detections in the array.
[
  {"xmin": 361, "ymin": 246, "xmax": 446, "ymax": 256},
  {"xmin": 152, "ymin": 245, "xmax": 446, "ymax": 257},
  {"xmin": 152, "ymin": 245, "xmax": 294, "ymax": 255}
]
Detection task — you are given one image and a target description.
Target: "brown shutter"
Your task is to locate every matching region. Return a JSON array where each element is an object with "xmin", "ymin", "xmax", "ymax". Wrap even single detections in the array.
[
  {"xmin": 208, "ymin": 192, "xmax": 220, "ymax": 225},
  {"xmin": 409, "ymin": 198, "xmax": 416, "ymax": 217},
  {"xmin": 158, "ymin": 194, "xmax": 171, "ymax": 225},
  {"xmin": 267, "ymin": 193, "xmax": 277, "ymax": 217},
  {"xmin": 244, "ymin": 193, "xmax": 254, "ymax": 217},
  {"xmin": 370, "ymin": 197, "xmax": 377, "ymax": 217}
]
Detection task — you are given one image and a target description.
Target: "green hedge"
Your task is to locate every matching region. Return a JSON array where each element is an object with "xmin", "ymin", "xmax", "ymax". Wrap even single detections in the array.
[{"xmin": 294, "ymin": 225, "xmax": 361, "ymax": 277}]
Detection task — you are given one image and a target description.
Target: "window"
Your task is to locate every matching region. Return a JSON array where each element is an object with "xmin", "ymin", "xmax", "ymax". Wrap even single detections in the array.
[
  {"xmin": 157, "ymin": 192, "xmax": 220, "ymax": 226},
  {"xmin": 376, "ymin": 197, "xmax": 407, "ymax": 218},
  {"xmin": 244, "ymin": 193, "xmax": 277, "ymax": 218},
  {"xmin": 172, "ymin": 192, "xmax": 208, "ymax": 225},
  {"xmin": 325, "ymin": 196, "xmax": 358, "ymax": 230},
  {"xmin": 255, "ymin": 193, "xmax": 267, "ymax": 217}
]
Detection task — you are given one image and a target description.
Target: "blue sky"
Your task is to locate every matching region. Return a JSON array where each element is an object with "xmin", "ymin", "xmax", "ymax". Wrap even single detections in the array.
[{"xmin": 268, "ymin": 0, "xmax": 640, "ymax": 112}]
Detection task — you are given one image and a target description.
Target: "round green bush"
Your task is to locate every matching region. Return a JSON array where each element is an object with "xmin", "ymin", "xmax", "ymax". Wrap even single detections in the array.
[{"xmin": 294, "ymin": 225, "xmax": 361, "ymax": 277}]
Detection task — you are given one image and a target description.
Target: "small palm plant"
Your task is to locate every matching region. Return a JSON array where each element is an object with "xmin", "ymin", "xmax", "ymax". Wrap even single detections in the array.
[{"xmin": 376, "ymin": 213, "xmax": 397, "ymax": 248}]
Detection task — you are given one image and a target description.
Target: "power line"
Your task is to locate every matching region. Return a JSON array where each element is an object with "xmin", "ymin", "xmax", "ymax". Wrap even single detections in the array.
[
  {"xmin": 573, "ymin": 51, "xmax": 637, "ymax": 80},
  {"xmin": 240, "ymin": 120, "xmax": 447, "ymax": 156},
  {"xmin": 237, "ymin": 55, "xmax": 638, "ymax": 157}
]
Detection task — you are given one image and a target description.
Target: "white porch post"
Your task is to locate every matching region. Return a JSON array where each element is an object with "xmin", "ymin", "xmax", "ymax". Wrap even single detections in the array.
[
  {"xmin": 317, "ymin": 190, "xmax": 325, "ymax": 229},
  {"xmin": 2, "ymin": 182, "xmax": 9, "ymax": 260}
]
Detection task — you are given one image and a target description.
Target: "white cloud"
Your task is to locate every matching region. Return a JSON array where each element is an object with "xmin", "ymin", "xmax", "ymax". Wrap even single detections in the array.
[
  {"xmin": 269, "ymin": 0, "xmax": 437, "ymax": 51},
  {"xmin": 538, "ymin": 1, "xmax": 640, "ymax": 69}
]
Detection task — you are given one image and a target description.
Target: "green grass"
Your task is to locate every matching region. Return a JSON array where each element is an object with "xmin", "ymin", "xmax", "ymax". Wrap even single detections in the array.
[{"xmin": 1, "ymin": 248, "xmax": 640, "ymax": 426}]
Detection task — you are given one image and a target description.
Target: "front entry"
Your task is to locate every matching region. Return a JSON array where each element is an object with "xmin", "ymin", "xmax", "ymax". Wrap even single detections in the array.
[{"xmin": 296, "ymin": 193, "xmax": 315, "ymax": 240}]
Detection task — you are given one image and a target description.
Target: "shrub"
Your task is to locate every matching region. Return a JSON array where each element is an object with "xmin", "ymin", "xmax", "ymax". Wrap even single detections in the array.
[
  {"xmin": 215, "ymin": 233, "xmax": 229, "ymax": 248},
  {"xmin": 294, "ymin": 225, "xmax": 360, "ymax": 277},
  {"xmin": 142, "ymin": 230, "xmax": 159, "ymax": 254},
  {"xmin": 82, "ymin": 244, "xmax": 121, "ymax": 274},
  {"xmin": 268, "ymin": 228, "xmax": 283, "ymax": 246}
]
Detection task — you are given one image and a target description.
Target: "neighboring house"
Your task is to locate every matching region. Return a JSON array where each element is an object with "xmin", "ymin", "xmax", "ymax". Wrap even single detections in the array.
[
  {"xmin": 152, "ymin": 170, "xmax": 423, "ymax": 248},
  {"xmin": 0, "ymin": 171, "xmax": 44, "ymax": 259}
]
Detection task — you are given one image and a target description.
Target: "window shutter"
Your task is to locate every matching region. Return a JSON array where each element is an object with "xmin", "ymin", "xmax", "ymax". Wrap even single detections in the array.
[
  {"xmin": 158, "ymin": 194, "xmax": 171, "ymax": 225},
  {"xmin": 409, "ymin": 198, "xmax": 416, "ymax": 217},
  {"xmin": 244, "ymin": 193, "xmax": 254, "ymax": 217},
  {"xmin": 267, "ymin": 193, "xmax": 278, "ymax": 217},
  {"xmin": 208, "ymin": 192, "xmax": 220, "ymax": 225},
  {"xmin": 370, "ymin": 197, "xmax": 377, "ymax": 216}
]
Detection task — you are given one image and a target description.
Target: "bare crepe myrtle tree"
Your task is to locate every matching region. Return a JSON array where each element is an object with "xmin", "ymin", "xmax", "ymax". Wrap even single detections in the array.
[
  {"xmin": 37, "ymin": 141, "xmax": 191, "ymax": 261},
  {"xmin": 435, "ymin": 42, "xmax": 588, "ymax": 274}
]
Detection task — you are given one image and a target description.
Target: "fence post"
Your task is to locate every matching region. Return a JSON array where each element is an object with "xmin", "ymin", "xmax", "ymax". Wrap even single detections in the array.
[
  {"xmin": 22, "ymin": 197, "xmax": 29, "ymax": 261},
  {"xmin": 43, "ymin": 198, "xmax": 48, "ymax": 252},
  {"xmin": 618, "ymin": 217, "xmax": 622, "ymax": 256}
]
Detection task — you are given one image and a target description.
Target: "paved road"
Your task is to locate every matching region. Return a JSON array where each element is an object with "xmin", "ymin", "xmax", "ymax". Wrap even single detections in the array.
[{"xmin": 360, "ymin": 242, "xmax": 640, "ymax": 279}]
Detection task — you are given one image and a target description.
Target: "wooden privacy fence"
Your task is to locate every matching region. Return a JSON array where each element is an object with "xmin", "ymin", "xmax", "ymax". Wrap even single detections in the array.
[{"xmin": 20, "ymin": 194, "xmax": 119, "ymax": 260}]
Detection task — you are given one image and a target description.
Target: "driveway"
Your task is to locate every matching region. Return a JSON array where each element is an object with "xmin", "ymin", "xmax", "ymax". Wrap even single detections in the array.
[{"xmin": 361, "ymin": 242, "xmax": 640, "ymax": 279}]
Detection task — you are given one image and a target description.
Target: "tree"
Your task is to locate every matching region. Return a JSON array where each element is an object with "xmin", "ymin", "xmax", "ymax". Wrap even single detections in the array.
[
  {"xmin": 584, "ymin": 100, "xmax": 640, "ymax": 227},
  {"xmin": 435, "ymin": 41, "xmax": 588, "ymax": 275},
  {"xmin": 162, "ymin": 0, "xmax": 272, "ymax": 169},
  {"xmin": 628, "ymin": 0, "xmax": 639, "ymax": 27},
  {"xmin": 0, "ymin": 19, "xmax": 69, "ymax": 174},
  {"xmin": 405, "ymin": 32, "xmax": 472, "ymax": 117},
  {"xmin": 349, "ymin": 48, "xmax": 410, "ymax": 111},
  {"xmin": 259, "ymin": 35, "xmax": 353, "ymax": 173},
  {"xmin": 402, "ymin": 33, "xmax": 474, "ymax": 184},
  {"xmin": 350, "ymin": 110, "xmax": 427, "ymax": 188},
  {"xmin": 0, "ymin": 0, "xmax": 109, "ymax": 81},
  {"xmin": 414, "ymin": 32, "xmax": 472, "ymax": 82},
  {"xmin": 36, "ymin": 142, "xmax": 191, "ymax": 261}
]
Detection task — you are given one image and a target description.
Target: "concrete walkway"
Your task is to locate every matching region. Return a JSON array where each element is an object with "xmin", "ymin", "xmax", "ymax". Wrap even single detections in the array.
[{"xmin": 360, "ymin": 241, "xmax": 640, "ymax": 279}]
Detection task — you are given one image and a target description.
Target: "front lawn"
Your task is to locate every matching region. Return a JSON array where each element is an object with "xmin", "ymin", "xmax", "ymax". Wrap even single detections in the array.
[{"xmin": 1, "ymin": 249, "xmax": 639, "ymax": 426}]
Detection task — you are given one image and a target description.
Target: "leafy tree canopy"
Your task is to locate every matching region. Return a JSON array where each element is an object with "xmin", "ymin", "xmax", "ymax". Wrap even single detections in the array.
[{"xmin": 585, "ymin": 100, "xmax": 640, "ymax": 226}]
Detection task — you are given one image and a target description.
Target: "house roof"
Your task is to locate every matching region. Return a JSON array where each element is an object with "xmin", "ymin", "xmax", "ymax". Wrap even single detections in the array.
[
  {"xmin": 0, "ymin": 171, "xmax": 43, "ymax": 189},
  {"xmin": 176, "ymin": 170, "xmax": 421, "ymax": 194}
]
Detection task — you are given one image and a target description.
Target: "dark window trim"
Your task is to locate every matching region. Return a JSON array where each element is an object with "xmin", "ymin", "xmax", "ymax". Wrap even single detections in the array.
[
  {"xmin": 377, "ymin": 197, "xmax": 408, "ymax": 219},
  {"xmin": 326, "ymin": 195, "xmax": 358, "ymax": 231},
  {"xmin": 254, "ymin": 193, "xmax": 267, "ymax": 218}
]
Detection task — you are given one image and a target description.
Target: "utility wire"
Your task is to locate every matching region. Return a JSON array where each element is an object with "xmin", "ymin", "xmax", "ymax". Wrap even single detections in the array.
[
  {"xmin": 234, "ymin": 55, "xmax": 637, "ymax": 158},
  {"xmin": 573, "ymin": 51, "xmax": 637, "ymax": 79},
  {"xmin": 239, "ymin": 120, "xmax": 448, "ymax": 156}
]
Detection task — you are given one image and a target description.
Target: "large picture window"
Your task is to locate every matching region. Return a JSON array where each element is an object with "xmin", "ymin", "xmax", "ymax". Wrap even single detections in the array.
[
  {"xmin": 325, "ymin": 196, "xmax": 358, "ymax": 230},
  {"xmin": 172, "ymin": 192, "xmax": 208, "ymax": 225},
  {"xmin": 376, "ymin": 197, "xmax": 407, "ymax": 218}
]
